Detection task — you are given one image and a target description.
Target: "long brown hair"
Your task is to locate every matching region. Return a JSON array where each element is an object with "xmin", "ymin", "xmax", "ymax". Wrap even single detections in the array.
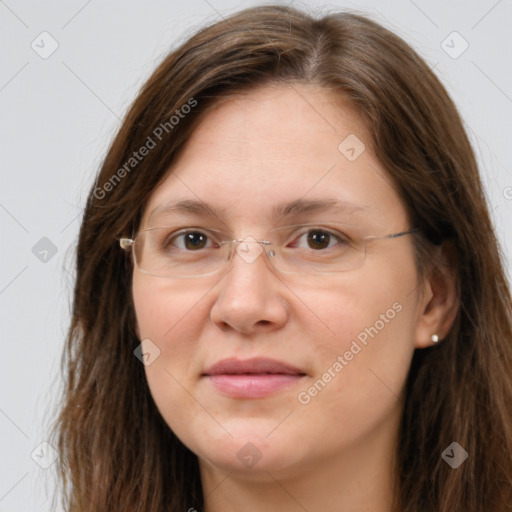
[{"xmin": 52, "ymin": 4, "xmax": 512, "ymax": 511}]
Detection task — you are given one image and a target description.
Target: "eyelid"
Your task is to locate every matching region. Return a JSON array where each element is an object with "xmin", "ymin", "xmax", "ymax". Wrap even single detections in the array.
[
  {"xmin": 153, "ymin": 225, "xmax": 224, "ymax": 237},
  {"xmin": 270, "ymin": 223, "xmax": 353, "ymax": 239},
  {"xmin": 296, "ymin": 226, "xmax": 349, "ymax": 241},
  {"xmin": 151, "ymin": 223, "xmax": 356, "ymax": 244},
  {"xmin": 151, "ymin": 224, "xmax": 224, "ymax": 232},
  {"xmin": 157, "ymin": 226, "xmax": 225, "ymax": 248},
  {"xmin": 270, "ymin": 221, "xmax": 357, "ymax": 232}
]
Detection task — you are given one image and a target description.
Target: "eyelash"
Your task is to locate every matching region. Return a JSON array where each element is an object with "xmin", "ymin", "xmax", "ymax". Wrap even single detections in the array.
[{"xmin": 166, "ymin": 227, "xmax": 349, "ymax": 251}]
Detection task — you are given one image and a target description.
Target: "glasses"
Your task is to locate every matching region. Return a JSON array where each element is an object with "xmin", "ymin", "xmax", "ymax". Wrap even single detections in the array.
[{"xmin": 119, "ymin": 223, "xmax": 418, "ymax": 278}]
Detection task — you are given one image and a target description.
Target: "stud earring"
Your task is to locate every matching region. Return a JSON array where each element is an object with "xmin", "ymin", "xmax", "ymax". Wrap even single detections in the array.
[{"xmin": 431, "ymin": 334, "xmax": 440, "ymax": 343}]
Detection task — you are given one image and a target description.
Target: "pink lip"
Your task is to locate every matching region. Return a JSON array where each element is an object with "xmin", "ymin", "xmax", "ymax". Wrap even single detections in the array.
[{"xmin": 202, "ymin": 357, "xmax": 307, "ymax": 399}]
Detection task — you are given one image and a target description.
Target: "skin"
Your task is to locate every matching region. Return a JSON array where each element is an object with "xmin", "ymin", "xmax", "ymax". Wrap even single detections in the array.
[{"xmin": 132, "ymin": 83, "xmax": 458, "ymax": 512}]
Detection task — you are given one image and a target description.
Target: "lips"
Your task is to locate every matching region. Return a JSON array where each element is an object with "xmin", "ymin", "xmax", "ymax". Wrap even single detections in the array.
[
  {"xmin": 203, "ymin": 357, "xmax": 306, "ymax": 376},
  {"xmin": 202, "ymin": 357, "xmax": 307, "ymax": 399}
]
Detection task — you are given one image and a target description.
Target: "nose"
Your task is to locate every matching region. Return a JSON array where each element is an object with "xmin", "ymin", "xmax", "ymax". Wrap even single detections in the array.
[{"xmin": 209, "ymin": 240, "xmax": 288, "ymax": 334}]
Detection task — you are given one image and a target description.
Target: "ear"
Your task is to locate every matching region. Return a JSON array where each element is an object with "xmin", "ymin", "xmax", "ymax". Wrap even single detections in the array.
[{"xmin": 414, "ymin": 243, "xmax": 459, "ymax": 348}]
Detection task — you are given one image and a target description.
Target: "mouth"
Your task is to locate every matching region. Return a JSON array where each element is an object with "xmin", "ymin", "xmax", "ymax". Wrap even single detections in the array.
[{"xmin": 202, "ymin": 357, "xmax": 307, "ymax": 399}]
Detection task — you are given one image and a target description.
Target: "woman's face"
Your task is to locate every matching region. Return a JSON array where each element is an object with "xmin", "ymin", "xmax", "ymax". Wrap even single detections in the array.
[{"xmin": 132, "ymin": 84, "xmax": 427, "ymax": 478}]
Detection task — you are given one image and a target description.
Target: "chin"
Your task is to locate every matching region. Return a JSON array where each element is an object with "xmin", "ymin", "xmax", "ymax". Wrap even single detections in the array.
[{"xmin": 183, "ymin": 423, "xmax": 303, "ymax": 476}]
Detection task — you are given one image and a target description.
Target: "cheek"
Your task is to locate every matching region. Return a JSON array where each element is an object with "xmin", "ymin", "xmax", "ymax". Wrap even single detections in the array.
[
  {"xmin": 132, "ymin": 275, "xmax": 208, "ymax": 348},
  {"xmin": 132, "ymin": 276, "xmax": 227, "ymax": 457},
  {"xmin": 132, "ymin": 275, "xmax": 210, "ymax": 405},
  {"xmin": 292, "ymin": 264, "xmax": 417, "ymax": 357},
  {"xmin": 296, "ymin": 264, "xmax": 417, "ymax": 404},
  {"xmin": 295, "ymin": 264, "xmax": 418, "ymax": 434}
]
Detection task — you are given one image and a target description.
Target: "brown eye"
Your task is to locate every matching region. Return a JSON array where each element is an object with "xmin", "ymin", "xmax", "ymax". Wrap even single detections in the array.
[
  {"xmin": 163, "ymin": 230, "xmax": 211, "ymax": 251},
  {"xmin": 289, "ymin": 228, "xmax": 348, "ymax": 251},
  {"xmin": 182, "ymin": 231, "xmax": 209, "ymax": 250},
  {"xmin": 307, "ymin": 230, "xmax": 332, "ymax": 250}
]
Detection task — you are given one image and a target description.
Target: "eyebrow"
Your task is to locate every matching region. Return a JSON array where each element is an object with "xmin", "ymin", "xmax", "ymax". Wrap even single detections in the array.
[
  {"xmin": 149, "ymin": 198, "xmax": 367, "ymax": 224},
  {"xmin": 274, "ymin": 198, "xmax": 366, "ymax": 217}
]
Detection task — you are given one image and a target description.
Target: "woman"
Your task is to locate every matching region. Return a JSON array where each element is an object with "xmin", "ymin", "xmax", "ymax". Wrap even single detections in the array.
[{"xmin": 53, "ymin": 4, "xmax": 512, "ymax": 511}]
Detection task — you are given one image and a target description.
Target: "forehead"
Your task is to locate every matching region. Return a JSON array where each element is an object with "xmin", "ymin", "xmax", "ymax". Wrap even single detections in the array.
[
  {"xmin": 142, "ymin": 84, "xmax": 406, "ymax": 229},
  {"xmin": 176, "ymin": 83, "xmax": 371, "ymax": 169}
]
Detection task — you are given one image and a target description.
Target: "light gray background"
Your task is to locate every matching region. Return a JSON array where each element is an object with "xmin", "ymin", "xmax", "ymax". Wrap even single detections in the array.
[{"xmin": 1, "ymin": 1, "xmax": 511, "ymax": 510}]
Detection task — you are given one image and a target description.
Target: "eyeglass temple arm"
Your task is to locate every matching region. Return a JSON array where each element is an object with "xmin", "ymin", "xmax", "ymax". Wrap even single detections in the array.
[{"xmin": 380, "ymin": 227, "xmax": 419, "ymax": 240}]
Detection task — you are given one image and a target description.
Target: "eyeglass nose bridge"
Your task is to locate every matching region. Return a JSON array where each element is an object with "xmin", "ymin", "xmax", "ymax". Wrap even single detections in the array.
[{"xmin": 219, "ymin": 236, "xmax": 275, "ymax": 266}]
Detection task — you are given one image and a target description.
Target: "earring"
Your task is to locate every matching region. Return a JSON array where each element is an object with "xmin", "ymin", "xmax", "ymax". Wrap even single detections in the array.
[{"xmin": 431, "ymin": 334, "xmax": 440, "ymax": 343}]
